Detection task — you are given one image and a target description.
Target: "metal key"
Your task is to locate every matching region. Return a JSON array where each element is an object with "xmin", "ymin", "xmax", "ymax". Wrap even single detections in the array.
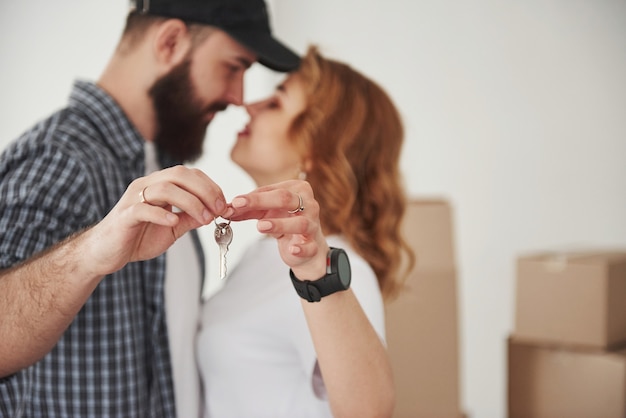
[{"xmin": 214, "ymin": 221, "xmax": 233, "ymax": 279}]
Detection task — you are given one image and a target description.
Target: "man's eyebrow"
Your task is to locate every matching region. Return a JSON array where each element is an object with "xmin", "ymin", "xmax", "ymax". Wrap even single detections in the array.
[{"xmin": 236, "ymin": 57, "xmax": 254, "ymax": 69}]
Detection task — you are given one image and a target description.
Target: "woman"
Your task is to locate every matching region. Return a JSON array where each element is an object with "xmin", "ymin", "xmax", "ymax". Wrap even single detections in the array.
[{"xmin": 197, "ymin": 46, "xmax": 415, "ymax": 418}]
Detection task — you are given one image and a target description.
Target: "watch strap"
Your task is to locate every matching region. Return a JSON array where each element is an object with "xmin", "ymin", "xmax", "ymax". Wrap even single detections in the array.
[
  {"xmin": 290, "ymin": 269, "xmax": 344, "ymax": 302},
  {"xmin": 289, "ymin": 247, "xmax": 349, "ymax": 302}
]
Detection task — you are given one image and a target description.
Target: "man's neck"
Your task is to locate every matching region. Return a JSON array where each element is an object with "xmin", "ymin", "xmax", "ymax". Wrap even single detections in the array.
[{"xmin": 98, "ymin": 53, "xmax": 158, "ymax": 142}]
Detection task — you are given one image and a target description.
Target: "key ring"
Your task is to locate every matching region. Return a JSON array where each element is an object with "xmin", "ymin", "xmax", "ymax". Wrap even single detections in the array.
[{"xmin": 213, "ymin": 216, "xmax": 231, "ymax": 228}]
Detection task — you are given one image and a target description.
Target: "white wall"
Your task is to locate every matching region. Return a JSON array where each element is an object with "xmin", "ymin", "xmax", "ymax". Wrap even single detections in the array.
[{"xmin": 2, "ymin": 1, "xmax": 626, "ymax": 417}]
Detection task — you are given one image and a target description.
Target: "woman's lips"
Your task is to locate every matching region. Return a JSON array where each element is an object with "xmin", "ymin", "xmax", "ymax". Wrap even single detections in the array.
[{"xmin": 237, "ymin": 125, "xmax": 250, "ymax": 137}]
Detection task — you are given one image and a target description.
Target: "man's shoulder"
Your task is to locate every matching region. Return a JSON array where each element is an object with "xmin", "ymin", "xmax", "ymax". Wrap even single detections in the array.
[{"xmin": 2, "ymin": 106, "xmax": 110, "ymax": 163}]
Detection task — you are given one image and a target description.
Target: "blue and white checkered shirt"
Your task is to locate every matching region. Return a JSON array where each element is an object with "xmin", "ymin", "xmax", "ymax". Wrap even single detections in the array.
[{"xmin": 0, "ymin": 81, "xmax": 192, "ymax": 417}]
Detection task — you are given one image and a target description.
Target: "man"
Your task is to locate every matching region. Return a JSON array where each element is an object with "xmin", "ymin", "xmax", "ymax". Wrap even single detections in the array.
[{"xmin": 0, "ymin": 0, "xmax": 299, "ymax": 416}]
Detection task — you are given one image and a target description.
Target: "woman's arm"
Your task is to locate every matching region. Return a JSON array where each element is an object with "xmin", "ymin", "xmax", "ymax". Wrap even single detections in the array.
[
  {"xmin": 230, "ymin": 179, "xmax": 395, "ymax": 418},
  {"xmin": 300, "ymin": 287, "xmax": 394, "ymax": 418}
]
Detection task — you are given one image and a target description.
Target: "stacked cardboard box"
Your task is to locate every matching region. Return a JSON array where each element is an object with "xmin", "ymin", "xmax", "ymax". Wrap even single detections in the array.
[
  {"xmin": 509, "ymin": 251, "xmax": 626, "ymax": 418},
  {"xmin": 384, "ymin": 200, "xmax": 464, "ymax": 418}
]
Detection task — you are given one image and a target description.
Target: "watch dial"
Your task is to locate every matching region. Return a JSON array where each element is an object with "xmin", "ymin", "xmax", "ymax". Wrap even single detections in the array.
[{"xmin": 337, "ymin": 251, "xmax": 351, "ymax": 287}]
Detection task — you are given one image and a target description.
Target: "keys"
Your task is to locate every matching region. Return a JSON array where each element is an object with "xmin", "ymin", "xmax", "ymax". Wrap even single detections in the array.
[{"xmin": 214, "ymin": 219, "xmax": 233, "ymax": 279}]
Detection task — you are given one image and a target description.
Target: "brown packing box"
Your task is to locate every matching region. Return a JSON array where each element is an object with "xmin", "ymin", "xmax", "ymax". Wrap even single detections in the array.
[
  {"xmin": 508, "ymin": 337, "xmax": 626, "ymax": 418},
  {"xmin": 514, "ymin": 251, "xmax": 626, "ymax": 348},
  {"xmin": 385, "ymin": 200, "xmax": 461, "ymax": 418},
  {"xmin": 400, "ymin": 200, "xmax": 455, "ymax": 271},
  {"xmin": 386, "ymin": 269, "xmax": 461, "ymax": 418}
]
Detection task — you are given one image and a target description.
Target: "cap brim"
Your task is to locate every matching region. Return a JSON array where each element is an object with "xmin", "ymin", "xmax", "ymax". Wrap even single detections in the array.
[{"xmin": 225, "ymin": 29, "xmax": 301, "ymax": 72}]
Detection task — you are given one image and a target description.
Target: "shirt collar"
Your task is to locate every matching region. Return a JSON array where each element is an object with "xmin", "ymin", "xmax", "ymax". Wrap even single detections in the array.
[{"xmin": 68, "ymin": 80, "xmax": 146, "ymax": 165}]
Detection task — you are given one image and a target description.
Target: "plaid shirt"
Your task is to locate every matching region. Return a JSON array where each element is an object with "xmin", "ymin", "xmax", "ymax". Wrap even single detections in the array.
[{"xmin": 0, "ymin": 81, "xmax": 194, "ymax": 417}]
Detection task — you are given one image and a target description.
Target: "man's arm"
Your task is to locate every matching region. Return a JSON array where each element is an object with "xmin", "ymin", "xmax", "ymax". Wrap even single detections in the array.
[
  {"xmin": 0, "ymin": 229, "xmax": 103, "ymax": 377},
  {"xmin": 0, "ymin": 166, "xmax": 230, "ymax": 378}
]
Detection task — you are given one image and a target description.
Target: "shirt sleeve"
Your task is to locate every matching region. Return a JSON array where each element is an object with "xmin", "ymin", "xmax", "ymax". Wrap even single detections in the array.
[
  {"xmin": 0, "ymin": 142, "xmax": 96, "ymax": 268},
  {"xmin": 345, "ymin": 248, "xmax": 387, "ymax": 344}
]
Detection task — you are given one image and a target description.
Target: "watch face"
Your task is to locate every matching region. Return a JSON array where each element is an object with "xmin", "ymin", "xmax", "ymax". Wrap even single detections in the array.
[{"xmin": 337, "ymin": 250, "xmax": 351, "ymax": 287}]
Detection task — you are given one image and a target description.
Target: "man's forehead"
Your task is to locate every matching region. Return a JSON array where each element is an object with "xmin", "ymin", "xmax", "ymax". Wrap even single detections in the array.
[{"xmin": 201, "ymin": 29, "xmax": 257, "ymax": 65}]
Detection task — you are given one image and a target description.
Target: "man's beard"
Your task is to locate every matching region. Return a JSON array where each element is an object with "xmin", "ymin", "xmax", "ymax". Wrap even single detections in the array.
[{"xmin": 149, "ymin": 59, "xmax": 227, "ymax": 163}]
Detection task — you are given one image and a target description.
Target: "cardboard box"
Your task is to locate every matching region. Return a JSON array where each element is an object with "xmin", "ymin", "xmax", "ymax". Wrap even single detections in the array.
[
  {"xmin": 508, "ymin": 337, "xmax": 626, "ymax": 418},
  {"xmin": 386, "ymin": 269, "xmax": 460, "ymax": 418},
  {"xmin": 401, "ymin": 199, "xmax": 456, "ymax": 271},
  {"xmin": 385, "ymin": 199, "xmax": 461, "ymax": 418},
  {"xmin": 514, "ymin": 251, "xmax": 626, "ymax": 348}
]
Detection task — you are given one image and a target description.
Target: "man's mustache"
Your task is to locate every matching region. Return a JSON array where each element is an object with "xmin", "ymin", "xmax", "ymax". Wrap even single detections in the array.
[{"xmin": 206, "ymin": 102, "xmax": 229, "ymax": 114}]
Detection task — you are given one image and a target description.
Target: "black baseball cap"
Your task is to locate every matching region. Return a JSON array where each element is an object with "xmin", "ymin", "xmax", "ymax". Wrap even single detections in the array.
[{"xmin": 129, "ymin": 0, "xmax": 300, "ymax": 72}]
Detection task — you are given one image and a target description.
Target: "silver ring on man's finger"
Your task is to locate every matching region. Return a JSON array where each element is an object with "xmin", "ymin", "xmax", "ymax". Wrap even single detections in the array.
[{"xmin": 287, "ymin": 193, "xmax": 305, "ymax": 214}]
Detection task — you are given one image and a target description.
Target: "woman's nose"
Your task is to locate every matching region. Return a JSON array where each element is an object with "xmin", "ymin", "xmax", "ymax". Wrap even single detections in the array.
[
  {"xmin": 244, "ymin": 103, "xmax": 255, "ymax": 116},
  {"xmin": 245, "ymin": 100, "xmax": 265, "ymax": 116}
]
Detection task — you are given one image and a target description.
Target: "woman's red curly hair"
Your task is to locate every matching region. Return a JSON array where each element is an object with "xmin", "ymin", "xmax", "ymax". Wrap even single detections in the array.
[{"xmin": 290, "ymin": 46, "xmax": 415, "ymax": 300}]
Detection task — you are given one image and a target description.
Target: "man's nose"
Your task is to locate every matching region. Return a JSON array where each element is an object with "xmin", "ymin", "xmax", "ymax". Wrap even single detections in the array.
[
  {"xmin": 245, "ymin": 101, "xmax": 262, "ymax": 116},
  {"xmin": 226, "ymin": 80, "xmax": 244, "ymax": 106}
]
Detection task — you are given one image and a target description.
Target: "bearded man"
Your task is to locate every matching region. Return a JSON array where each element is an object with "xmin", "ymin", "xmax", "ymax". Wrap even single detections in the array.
[{"xmin": 0, "ymin": 1, "xmax": 299, "ymax": 416}]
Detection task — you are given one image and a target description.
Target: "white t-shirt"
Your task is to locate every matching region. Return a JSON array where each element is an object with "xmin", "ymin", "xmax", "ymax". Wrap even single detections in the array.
[
  {"xmin": 145, "ymin": 142, "xmax": 202, "ymax": 418},
  {"xmin": 196, "ymin": 235, "xmax": 386, "ymax": 418}
]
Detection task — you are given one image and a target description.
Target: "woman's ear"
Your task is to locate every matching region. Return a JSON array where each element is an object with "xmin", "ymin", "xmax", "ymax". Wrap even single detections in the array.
[{"xmin": 152, "ymin": 19, "xmax": 192, "ymax": 71}]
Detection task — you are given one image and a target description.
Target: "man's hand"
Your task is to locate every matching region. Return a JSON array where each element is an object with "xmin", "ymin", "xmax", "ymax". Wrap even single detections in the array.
[
  {"xmin": 0, "ymin": 166, "xmax": 230, "ymax": 377},
  {"xmin": 85, "ymin": 165, "xmax": 231, "ymax": 277}
]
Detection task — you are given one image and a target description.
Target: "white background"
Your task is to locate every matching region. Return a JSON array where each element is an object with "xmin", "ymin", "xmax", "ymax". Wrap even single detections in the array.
[{"xmin": 1, "ymin": 1, "xmax": 626, "ymax": 417}]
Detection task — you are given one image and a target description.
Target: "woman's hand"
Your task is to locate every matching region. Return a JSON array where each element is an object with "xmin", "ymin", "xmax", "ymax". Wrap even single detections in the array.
[{"xmin": 229, "ymin": 179, "xmax": 329, "ymax": 281}]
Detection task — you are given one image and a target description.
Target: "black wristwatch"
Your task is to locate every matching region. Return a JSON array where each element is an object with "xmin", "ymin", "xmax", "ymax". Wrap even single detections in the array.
[{"xmin": 290, "ymin": 247, "xmax": 352, "ymax": 302}]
